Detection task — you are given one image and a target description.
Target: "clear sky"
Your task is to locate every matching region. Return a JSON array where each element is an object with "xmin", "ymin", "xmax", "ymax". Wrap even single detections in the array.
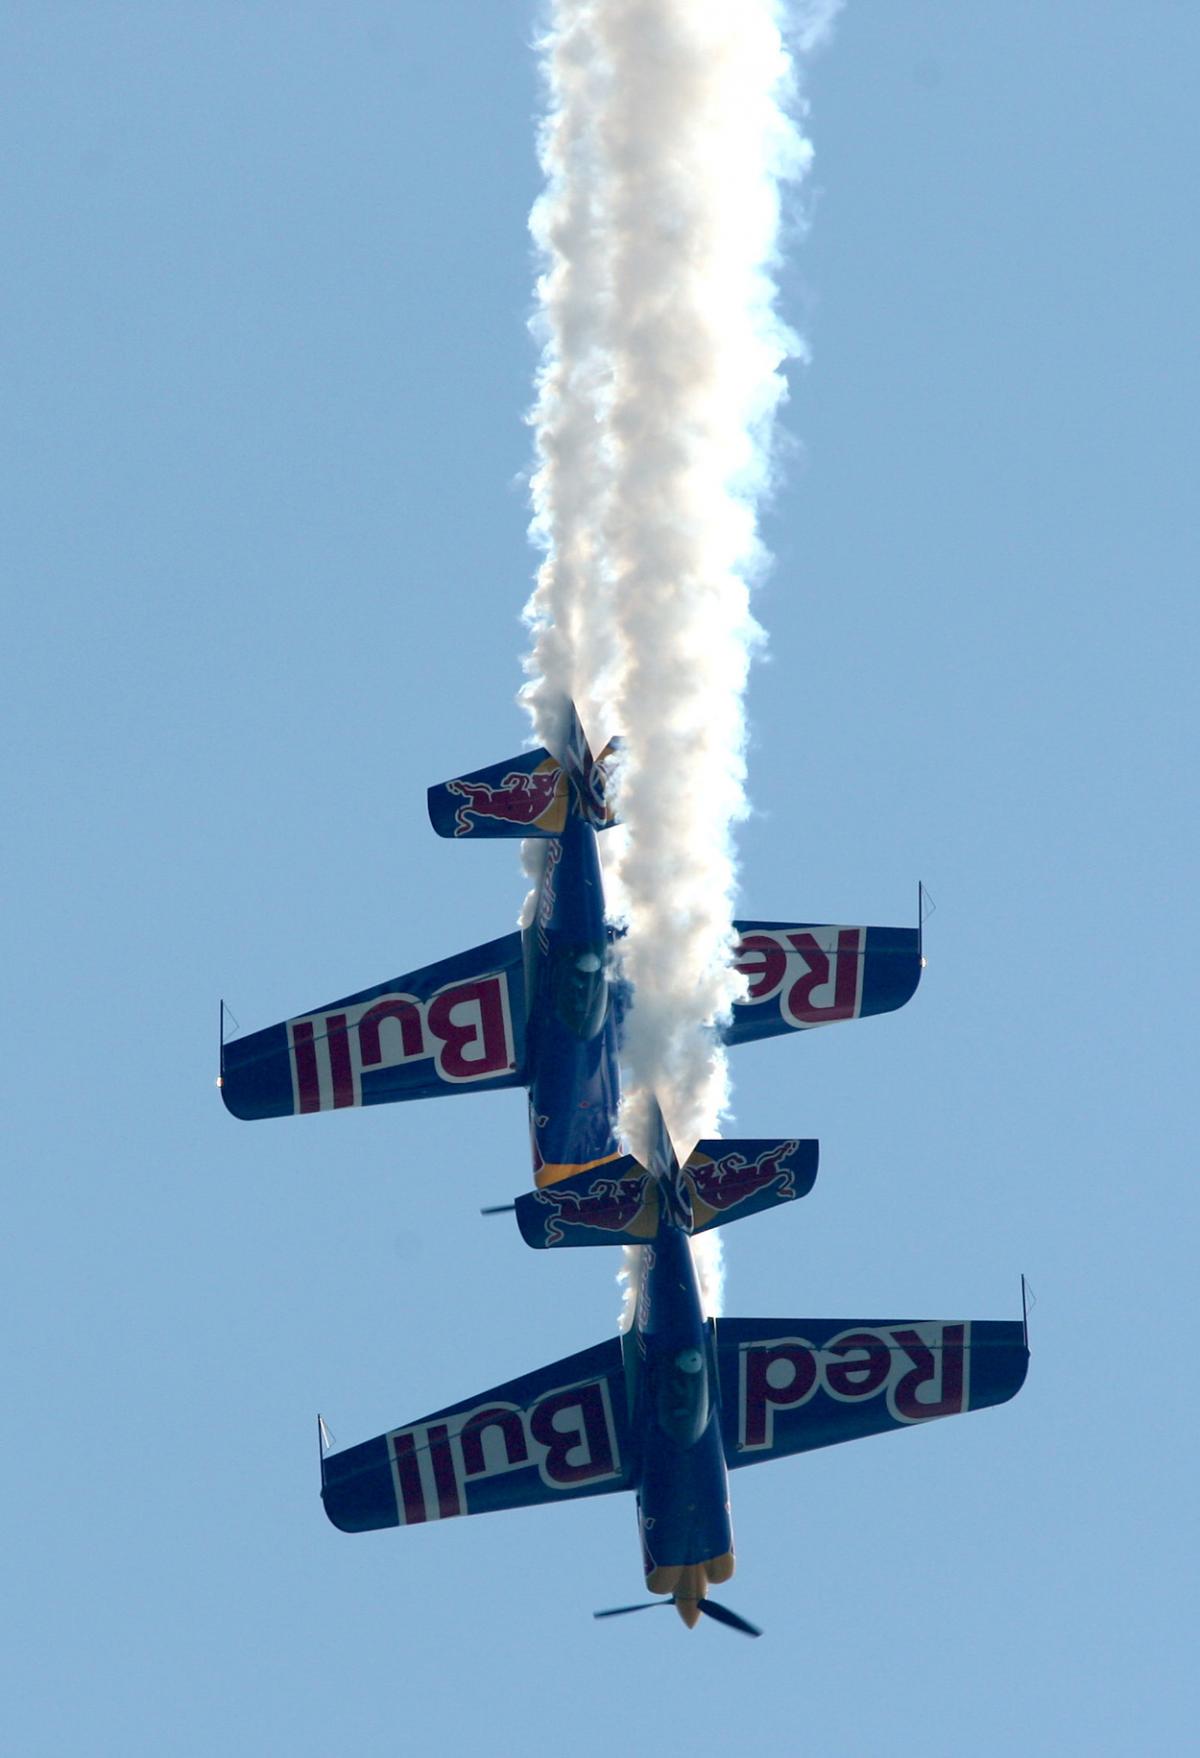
[{"xmin": 5, "ymin": 4, "xmax": 1196, "ymax": 1752}]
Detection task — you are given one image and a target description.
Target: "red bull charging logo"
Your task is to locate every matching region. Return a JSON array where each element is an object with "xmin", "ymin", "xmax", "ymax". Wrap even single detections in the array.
[
  {"xmin": 446, "ymin": 761, "xmax": 566, "ymax": 837},
  {"xmin": 533, "ymin": 1173, "xmax": 659, "ymax": 1245},
  {"xmin": 686, "ymin": 1141, "xmax": 800, "ymax": 1225}
]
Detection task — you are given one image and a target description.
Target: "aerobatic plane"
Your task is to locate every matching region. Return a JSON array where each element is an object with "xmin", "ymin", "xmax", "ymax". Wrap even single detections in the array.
[
  {"xmin": 220, "ymin": 703, "xmax": 1028, "ymax": 1631},
  {"xmin": 317, "ymin": 1096, "xmax": 1029, "ymax": 1633},
  {"xmin": 219, "ymin": 702, "xmax": 925, "ymax": 1187}
]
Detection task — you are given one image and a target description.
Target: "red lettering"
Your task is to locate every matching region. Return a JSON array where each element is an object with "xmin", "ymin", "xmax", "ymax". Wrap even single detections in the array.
[
  {"xmin": 742, "ymin": 1343, "xmax": 818, "ymax": 1448},
  {"xmin": 427, "ymin": 977, "xmax": 511, "ymax": 1082},
  {"xmin": 785, "ymin": 932, "xmax": 828, "ymax": 1015},
  {"xmin": 392, "ymin": 1431, "xmax": 427, "ymax": 1525},
  {"xmin": 890, "ymin": 1325, "xmax": 967, "ymax": 1422},
  {"xmin": 784, "ymin": 928, "xmax": 862, "ymax": 1024},
  {"xmin": 823, "ymin": 1331, "xmax": 892, "ymax": 1400},
  {"xmin": 291, "ymin": 1020, "xmax": 321, "ymax": 1114},
  {"xmin": 459, "ymin": 1407, "xmax": 529, "ymax": 1478},
  {"xmin": 529, "ymin": 1383, "xmax": 616, "ymax": 1485},
  {"xmin": 325, "ymin": 1012, "xmax": 355, "ymax": 1108},
  {"xmin": 427, "ymin": 1423, "xmax": 462, "ymax": 1519},
  {"xmin": 358, "ymin": 996, "xmax": 425, "ymax": 1068},
  {"xmin": 734, "ymin": 934, "xmax": 788, "ymax": 1001}
]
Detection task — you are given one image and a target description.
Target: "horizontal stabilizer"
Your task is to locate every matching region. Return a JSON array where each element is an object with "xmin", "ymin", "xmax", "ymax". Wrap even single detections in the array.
[
  {"xmin": 321, "ymin": 1336, "xmax": 631, "ymax": 1533},
  {"xmin": 715, "ymin": 1315, "xmax": 1028, "ymax": 1467},
  {"xmin": 687, "ymin": 1137, "xmax": 818, "ymax": 1230},
  {"xmin": 428, "ymin": 747, "xmax": 568, "ymax": 839},
  {"xmin": 515, "ymin": 1155, "xmax": 652, "ymax": 1247},
  {"xmin": 514, "ymin": 1138, "xmax": 818, "ymax": 1248},
  {"xmin": 723, "ymin": 922, "xmax": 921, "ymax": 1047},
  {"xmin": 428, "ymin": 718, "xmax": 620, "ymax": 840},
  {"xmin": 220, "ymin": 932, "xmax": 526, "ymax": 1121}
]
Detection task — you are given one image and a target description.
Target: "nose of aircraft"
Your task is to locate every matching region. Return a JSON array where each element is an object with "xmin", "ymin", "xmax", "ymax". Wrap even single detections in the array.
[{"xmin": 673, "ymin": 1595, "xmax": 703, "ymax": 1630}]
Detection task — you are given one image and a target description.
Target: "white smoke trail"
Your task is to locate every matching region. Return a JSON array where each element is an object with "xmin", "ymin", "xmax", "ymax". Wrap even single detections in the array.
[
  {"xmin": 525, "ymin": 3, "xmax": 621, "ymax": 752},
  {"xmin": 524, "ymin": 1, "xmax": 840, "ymax": 1314}
]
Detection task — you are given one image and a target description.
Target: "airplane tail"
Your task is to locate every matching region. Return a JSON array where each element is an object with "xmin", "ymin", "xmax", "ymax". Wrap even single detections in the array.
[
  {"xmin": 513, "ymin": 1137, "xmax": 818, "ymax": 1249},
  {"xmin": 427, "ymin": 700, "xmax": 620, "ymax": 839}
]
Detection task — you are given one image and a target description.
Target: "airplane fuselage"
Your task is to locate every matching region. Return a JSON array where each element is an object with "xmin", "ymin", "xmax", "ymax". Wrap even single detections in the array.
[
  {"xmin": 628, "ymin": 1221, "xmax": 734, "ymax": 1622},
  {"xmin": 524, "ymin": 807, "xmax": 734, "ymax": 1618},
  {"xmin": 524, "ymin": 812, "xmax": 623, "ymax": 1185}
]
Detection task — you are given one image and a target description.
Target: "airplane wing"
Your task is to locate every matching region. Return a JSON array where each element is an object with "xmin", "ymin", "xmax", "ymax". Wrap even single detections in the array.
[
  {"xmin": 321, "ymin": 1336, "xmax": 632, "ymax": 1532},
  {"xmin": 220, "ymin": 932, "xmax": 526, "ymax": 1121},
  {"xmin": 722, "ymin": 921, "xmax": 921, "ymax": 1047},
  {"xmin": 714, "ymin": 1315, "xmax": 1027, "ymax": 1466}
]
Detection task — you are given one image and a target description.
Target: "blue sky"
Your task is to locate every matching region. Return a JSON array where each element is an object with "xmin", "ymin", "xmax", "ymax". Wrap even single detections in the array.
[{"xmin": 5, "ymin": 4, "xmax": 1196, "ymax": 1752}]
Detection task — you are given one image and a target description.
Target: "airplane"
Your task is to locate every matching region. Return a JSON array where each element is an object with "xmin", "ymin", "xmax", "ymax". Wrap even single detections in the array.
[
  {"xmin": 218, "ymin": 701, "xmax": 925, "ymax": 1189},
  {"xmin": 220, "ymin": 702, "xmax": 1029, "ymax": 1629},
  {"xmin": 317, "ymin": 1094, "xmax": 1029, "ymax": 1634}
]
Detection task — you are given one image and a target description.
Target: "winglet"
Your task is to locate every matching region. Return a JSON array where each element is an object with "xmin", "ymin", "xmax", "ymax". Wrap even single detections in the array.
[
  {"xmin": 918, "ymin": 881, "xmax": 935, "ymax": 967},
  {"xmin": 318, "ymin": 1413, "xmax": 334, "ymax": 1490}
]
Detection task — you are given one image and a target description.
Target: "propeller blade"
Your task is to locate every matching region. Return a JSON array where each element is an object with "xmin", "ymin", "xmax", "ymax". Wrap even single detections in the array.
[
  {"xmin": 593, "ymin": 1602, "xmax": 669, "ymax": 1619},
  {"xmin": 696, "ymin": 1599, "xmax": 763, "ymax": 1638}
]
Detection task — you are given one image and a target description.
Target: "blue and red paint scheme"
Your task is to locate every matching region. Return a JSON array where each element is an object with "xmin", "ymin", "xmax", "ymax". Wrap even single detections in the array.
[
  {"xmin": 220, "ymin": 704, "xmax": 923, "ymax": 1192},
  {"xmin": 319, "ymin": 1093, "xmax": 1028, "ymax": 1630},
  {"xmin": 221, "ymin": 703, "xmax": 1028, "ymax": 1629}
]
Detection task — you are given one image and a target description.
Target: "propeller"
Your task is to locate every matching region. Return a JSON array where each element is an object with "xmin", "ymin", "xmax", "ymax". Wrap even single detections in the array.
[
  {"xmin": 695, "ymin": 1599, "xmax": 762, "ymax": 1638},
  {"xmin": 594, "ymin": 1598, "xmax": 762, "ymax": 1638}
]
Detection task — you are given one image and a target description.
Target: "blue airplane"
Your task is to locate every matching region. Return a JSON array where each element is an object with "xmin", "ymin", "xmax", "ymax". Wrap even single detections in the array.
[
  {"xmin": 316, "ymin": 1092, "xmax": 1028, "ymax": 1634},
  {"xmin": 220, "ymin": 704, "xmax": 1029, "ymax": 1631},
  {"xmin": 219, "ymin": 702, "xmax": 924, "ymax": 1186}
]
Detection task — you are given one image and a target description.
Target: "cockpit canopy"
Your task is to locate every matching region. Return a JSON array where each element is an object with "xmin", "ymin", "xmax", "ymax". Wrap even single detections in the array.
[
  {"xmin": 551, "ymin": 942, "xmax": 608, "ymax": 1040},
  {"xmin": 652, "ymin": 1343, "xmax": 711, "ymax": 1447}
]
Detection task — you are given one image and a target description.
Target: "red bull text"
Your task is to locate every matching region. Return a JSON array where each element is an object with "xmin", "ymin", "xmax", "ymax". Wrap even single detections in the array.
[
  {"xmin": 736, "ymin": 1322, "xmax": 971, "ymax": 1451},
  {"xmin": 387, "ymin": 1376, "xmax": 622, "ymax": 1524},
  {"xmin": 287, "ymin": 972, "xmax": 517, "ymax": 1112},
  {"xmin": 734, "ymin": 926, "xmax": 865, "ymax": 1028}
]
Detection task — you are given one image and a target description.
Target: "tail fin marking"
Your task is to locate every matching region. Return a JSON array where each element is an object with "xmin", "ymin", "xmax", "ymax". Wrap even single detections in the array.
[
  {"xmin": 427, "ymin": 701, "xmax": 620, "ymax": 840},
  {"xmin": 514, "ymin": 1138, "xmax": 818, "ymax": 1248}
]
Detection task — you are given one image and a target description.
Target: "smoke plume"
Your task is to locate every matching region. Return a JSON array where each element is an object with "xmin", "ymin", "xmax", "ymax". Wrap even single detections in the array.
[{"xmin": 524, "ymin": 0, "xmax": 839, "ymax": 1314}]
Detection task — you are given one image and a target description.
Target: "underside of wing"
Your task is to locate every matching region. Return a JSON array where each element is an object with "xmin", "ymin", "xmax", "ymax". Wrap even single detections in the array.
[
  {"xmin": 321, "ymin": 1336, "xmax": 632, "ymax": 1532},
  {"xmin": 220, "ymin": 932, "xmax": 526, "ymax": 1120},
  {"xmin": 715, "ymin": 1315, "xmax": 1028, "ymax": 1467},
  {"xmin": 723, "ymin": 921, "xmax": 921, "ymax": 1047}
]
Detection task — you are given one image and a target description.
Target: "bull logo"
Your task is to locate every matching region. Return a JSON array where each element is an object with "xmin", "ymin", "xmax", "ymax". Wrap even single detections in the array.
[
  {"xmin": 532, "ymin": 1174, "xmax": 659, "ymax": 1246},
  {"xmin": 446, "ymin": 763, "xmax": 566, "ymax": 836},
  {"xmin": 687, "ymin": 1141, "xmax": 799, "ymax": 1229}
]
